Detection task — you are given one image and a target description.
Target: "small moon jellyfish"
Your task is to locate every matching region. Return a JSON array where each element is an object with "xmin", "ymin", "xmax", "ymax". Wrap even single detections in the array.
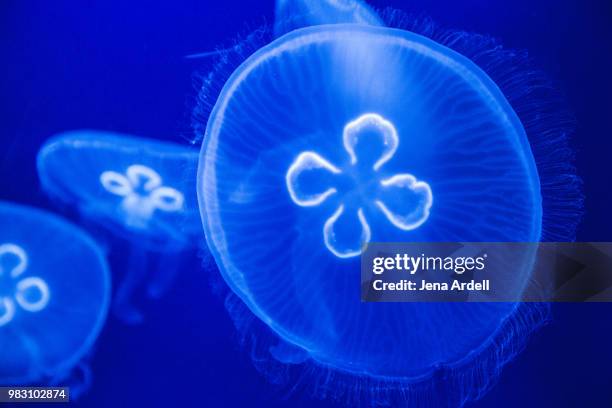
[
  {"xmin": 0, "ymin": 201, "xmax": 109, "ymax": 395},
  {"xmin": 37, "ymin": 131, "xmax": 200, "ymax": 324},
  {"xmin": 196, "ymin": 9, "xmax": 582, "ymax": 407}
]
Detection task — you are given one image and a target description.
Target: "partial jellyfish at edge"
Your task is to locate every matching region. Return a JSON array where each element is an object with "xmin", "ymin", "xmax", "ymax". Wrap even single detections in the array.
[
  {"xmin": 186, "ymin": 0, "xmax": 382, "ymax": 61},
  {"xmin": 0, "ymin": 201, "xmax": 110, "ymax": 398},
  {"xmin": 193, "ymin": 4, "xmax": 582, "ymax": 408},
  {"xmin": 37, "ymin": 130, "xmax": 201, "ymax": 324},
  {"xmin": 274, "ymin": 0, "xmax": 383, "ymax": 37}
]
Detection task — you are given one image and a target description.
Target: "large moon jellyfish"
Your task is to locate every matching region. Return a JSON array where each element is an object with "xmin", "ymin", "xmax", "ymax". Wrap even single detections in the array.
[
  {"xmin": 37, "ymin": 130, "xmax": 200, "ymax": 324},
  {"xmin": 195, "ymin": 5, "xmax": 582, "ymax": 407},
  {"xmin": 0, "ymin": 201, "xmax": 109, "ymax": 394}
]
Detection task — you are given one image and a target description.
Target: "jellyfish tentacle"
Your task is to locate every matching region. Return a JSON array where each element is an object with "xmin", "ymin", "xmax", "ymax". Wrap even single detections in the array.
[
  {"xmin": 113, "ymin": 247, "xmax": 148, "ymax": 325},
  {"xmin": 15, "ymin": 277, "xmax": 51, "ymax": 313},
  {"xmin": 375, "ymin": 174, "xmax": 433, "ymax": 230},
  {"xmin": 342, "ymin": 113, "xmax": 399, "ymax": 171},
  {"xmin": 0, "ymin": 243, "xmax": 28, "ymax": 278},
  {"xmin": 0, "ymin": 297, "xmax": 16, "ymax": 327},
  {"xmin": 323, "ymin": 205, "xmax": 371, "ymax": 258},
  {"xmin": 100, "ymin": 171, "xmax": 132, "ymax": 197},
  {"xmin": 126, "ymin": 164, "xmax": 162, "ymax": 191},
  {"xmin": 286, "ymin": 151, "xmax": 341, "ymax": 207}
]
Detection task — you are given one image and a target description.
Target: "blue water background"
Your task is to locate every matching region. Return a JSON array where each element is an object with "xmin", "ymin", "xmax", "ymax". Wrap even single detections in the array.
[{"xmin": 1, "ymin": 0, "xmax": 611, "ymax": 406}]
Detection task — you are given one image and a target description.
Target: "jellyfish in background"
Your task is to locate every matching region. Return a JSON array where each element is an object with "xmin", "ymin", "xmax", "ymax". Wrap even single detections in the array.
[
  {"xmin": 195, "ymin": 2, "xmax": 583, "ymax": 405},
  {"xmin": 37, "ymin": 131, "xmax": 200, "ymax": 324},
  {"xmin": 0, "ymin": 201, "xmax": 109, "ymax": 396},
  {"xmin": 274, "ymin": 0, "xmax": 383, "ymax": 37}
]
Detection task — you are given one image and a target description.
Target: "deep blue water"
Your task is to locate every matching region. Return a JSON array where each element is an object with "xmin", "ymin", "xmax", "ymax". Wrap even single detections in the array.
[{"xmin": 1, "ymin": 0, "xmax": 611, "ymax": 407}]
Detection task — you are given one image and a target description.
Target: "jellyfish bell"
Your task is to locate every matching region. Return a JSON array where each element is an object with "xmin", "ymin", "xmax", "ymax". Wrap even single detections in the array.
[
  {"xmin": 37, "ymin": 130, "xmax": 200, "ymax": 251},
  {"xmin": 0, "ymin": 201, "xmax": 109, "ymax": 394},
  {"xmin": 201, "ymin": 20, "xmax": 542, "ymax": 345},
  {"xmin": 37, "ymin": 130, "xmax": 201, "ymax": 324},
  {"xmin": 274, "ymin": 0, "xmax": 383, "ymax": 37},
  {"xmin": 196, "ymin": 20, "xmax": 581, "ymax": 406}
]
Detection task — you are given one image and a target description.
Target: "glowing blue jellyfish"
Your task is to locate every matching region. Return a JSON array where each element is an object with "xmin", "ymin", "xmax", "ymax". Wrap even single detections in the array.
[
  {"xmin": 197, "ymin": 18, "xmax": 581, "ymax": 407},
  {"xmin": 0, "ymin": 201, "xmax": 109, "ymax": 394},
  {"xmin": 37, "ymin": 131, "xmax": 200, "ymax": 250},
  {"xmin": 37, "ymin": 130, "xmax": 200, "ymax": 323},
  {"xmin": 274, "ymin": 0, "xmax": 383, "ymax": 37}
]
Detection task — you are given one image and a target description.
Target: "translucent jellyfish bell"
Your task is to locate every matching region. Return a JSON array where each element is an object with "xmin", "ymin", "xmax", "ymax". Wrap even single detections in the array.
[
  {"xmin": 274, "ymin": 0, "xmax": 383, "ymax": 37},
  {"xmin": 198, "ymin": 24, "xmax": 551, "ymax": 404},
  {"xmin": 37, "ymin": 130, "xmax": 200, "ymax": 251},
  {"xmin": 37, "ymin": 131, "xmax": 200, "ymax": 323},
  {"xmin": 0, "ymin": 201, "xmax": 109, "ymax": 391}
]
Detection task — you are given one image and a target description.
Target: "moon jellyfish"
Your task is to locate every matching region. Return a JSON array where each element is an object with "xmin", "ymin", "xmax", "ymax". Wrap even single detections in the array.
[
  {"xmin": 274, "ymin": 0, "xmax": 383, "ymax": 37},
  {"xmin": 195, "ymin": 7, "xmax": 582, "ymax": 408},
  {"xmin": 0, "ymin": 201, "xmax": 109, "ymax": 396},
  {"xmin": 37, "ymin": 131, "xmax": 200, "ymax": 324}
]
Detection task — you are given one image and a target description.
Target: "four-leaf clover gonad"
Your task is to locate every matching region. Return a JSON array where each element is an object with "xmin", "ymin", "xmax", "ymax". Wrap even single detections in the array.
[
  {"xmin": 100, "ymin": 164, "xmax": 184, "ymax": 228},
  {"xmin": 0, "ymin": 243, "xmax": 50, "ymax": 327},
  {"xmin": 286, "ymin": 113, "xmax": 433, "ymax": 258}
]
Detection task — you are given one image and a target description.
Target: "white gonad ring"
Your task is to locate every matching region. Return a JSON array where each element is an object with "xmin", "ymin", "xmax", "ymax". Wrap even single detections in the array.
[{"xmin": 0, "ymin": 243, "xmax": 51, "ymax": 327}]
